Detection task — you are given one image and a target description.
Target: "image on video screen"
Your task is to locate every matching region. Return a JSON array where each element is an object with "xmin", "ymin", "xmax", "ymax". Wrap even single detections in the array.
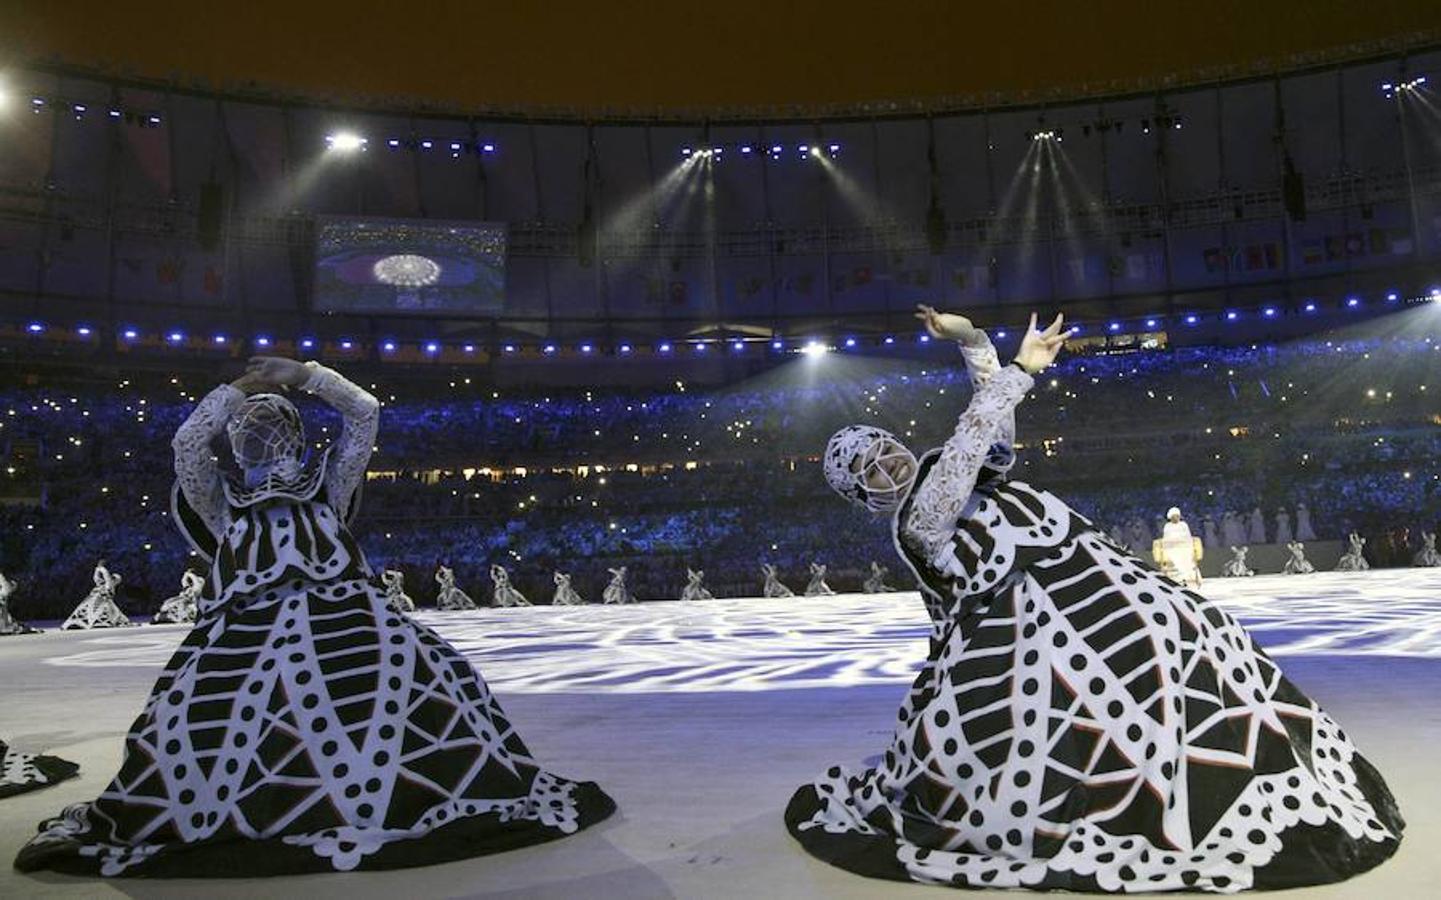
[{"xmin": 314, "ymin": 217, "xmax": 506, "ymax": 314}]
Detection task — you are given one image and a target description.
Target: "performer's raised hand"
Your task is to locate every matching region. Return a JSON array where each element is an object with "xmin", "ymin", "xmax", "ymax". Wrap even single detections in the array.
[
  {"xmin": 1013, "ymin": 312, "xmax": 1070, "ymax": 374},
  {"xmin": 244, "ymin": 355, "xmax": 310, "ymax": 389},
  {"xmin": 915, "ymin": 304, "xmax": 985, "ymax": 345}
]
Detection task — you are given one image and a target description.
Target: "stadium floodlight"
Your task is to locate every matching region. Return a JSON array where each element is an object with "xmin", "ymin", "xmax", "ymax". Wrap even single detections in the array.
[
  {"xmin": 1303, "ymin": 302, "xmax": 1317, "ymax": 313},
  {"xmin": 1263, "ymin": 307, "xmax": 1277, "ymax": 318},
  {"xmin": 463, "ymin": 343, "xmax": 476, "ymax": 353},
  {"xmin": 26, "ymin": 322, "xmax": 43, "ymax": 333},
  {"xmin": 123, "ymin": 328, "xmax": 140, "ymax": 340},
  {"xmin": 325, "ymin": 132, "xmax": 367, "ymax": 152},
  {"xmin": 658, "ymin": 342, "xmax": 672, "ymax": 353},
  {"xmin": 254, "ymin": 335, "xmax": 271, "ymax": 347},
  {"xmin": 481, "ymin": 143, "xmax": 496, "ymax": 153},
  {"xmin": 996, "ymin": 330, "xmax": 1008, "ymax": 340},
  {"xmin": 542, "ymin": 344, "xmax": 556, "ymax": 355},
  {"xmin": 1108, "ymin": 322, "xmax": 1121, "ymax": 332},
  {"xmin": 883, "ymin": 336, "xmax": 895, "ymax": 345},
  {"xmin": 843, "ymin": 337, "xmax": 857, "ymax": 348},
  {"xmin": 1225, "ymin": 311, "xmax": 1239, "ymax": 321},
  {"xmin": 619, "ymin": 343, "xmax": 633, "ymax": 354},
  {"xmin": 167, "ymin": 330, "xmax": 185, "ymax": 343},
  {"xmin": 732, "ymin": 340, "xmax": 746, "ymax": 351},
  {"xmin": 425, "ymin": 342, "xmax": 441, "ymax": 354},
  {"xmin": 1386, "ymin": 291, "xmax": 1399, "ymax": 301},
  {"xmin": 213, "ymin": 334, "xmax": 228, "ymax": 344},
  {"xmin": 771, "ymin": 339, "xmax": 784, "ymax": 350},
  {"xmin": 381, "ymin": 341, "xmax": 396, "ymax": 352},
  {"xmin": 76, "ymin": 325, "xmax": 92, "ymax": 337},
  {"xmin": 299, "ymin": 337, "xmax": 316, "ymax": 349},
  {"xmin": 580, "ymin": 343, "xmax": 593, "ymax": 353},
  {"xmin": 1184, "ymin": 314, "xmax": 1199, "ymax": 325},
  {"xmin": 503, "ymin": 343, "xmax": 517, "ymax": 353},
  {"xmin": 1145, "ymin": 318, "xmax": 1158, "ymax": 328},
  {"xmin": 1346, "ymin": 297, "xmax": 1361, "ymax": 308},
  {"xmin": 339, "ymin": 339, "xmax": 354, "ymax": 350},
  {"xmin": 918, "ymin": 334, "xmax": 931, "ymax": 343}
]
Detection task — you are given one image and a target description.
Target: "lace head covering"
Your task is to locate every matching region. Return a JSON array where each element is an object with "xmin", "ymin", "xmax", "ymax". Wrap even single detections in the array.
[
  {"xmin": 226, "ymin": 393, "xmax": 304, "ymax": 487},
  {"xmin": 824, "ymin": 425, "xmax": 917, "ymax": 513},
  {"xmin": 1167, "ymin": 507, "xmax": 1182, "ymax": 520}
]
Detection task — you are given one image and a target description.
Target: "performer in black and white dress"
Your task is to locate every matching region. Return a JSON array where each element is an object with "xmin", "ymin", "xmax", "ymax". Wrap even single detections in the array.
[
  {"xmin": 863, "ymin": 561, "xmax": 896, "ymax": 593},
  {"xmin": 61, "ymin": 560, "xmax": 131, "ymax": 630},
  {"xmin": 1, "ymin": 740, "xmax": 79, "ymax": 800},
  {"xmin": 433, "ymin": 564, "xmax": 477, "ymax": 611},
  {"xmin": 602, "ymin": 567, "xmax": 635, "ymax": 605},
  {"xmin": 805, "ymin": 562, "xmax": 836, "ymax": 596},
  {"xmin": 787, "ymin": 307, "xmax": 1401, "ymax": 892},
  {"xmin": 551, "ymin": 571, "xmax": 585, "ymax": 606},
  {"xmin": 1415, "ymin": 532, "xmax": 1441, "ymax": 567},
  {"xmin": 679, "ymin": 568, "xmax": 713, "ymax": 602},
  {"xmin": 152, "ymin": 568, "xmax": 204, "ymax": 625},
  {"xmin": 1282, "ymin": 542, "xmax": 1316, "ymax": 575},
  {"xmin": 1222, "ymin": 546, "xmax": 1256, "ymax": 578},
  {"xmin": 490, "ymin": 564, "xmax": 531, "ymax": 607},
  {"xmin": 16, "ymin": 356, "xmax": 614, "ymax": 878},
  {"xmin": 380, "ymin": 568, "xmax": 415, "ymax": 614},
  {"xmin": 1335, "ymin": 533, "xmax": 1369, "ymax": 572},
  {"xmin": 762, "ymin": 563, "xmax": 795, "ymax": 598},
  {"xmin": 0, "ymin": 572, "xmax": 40, "ymax": 636}
]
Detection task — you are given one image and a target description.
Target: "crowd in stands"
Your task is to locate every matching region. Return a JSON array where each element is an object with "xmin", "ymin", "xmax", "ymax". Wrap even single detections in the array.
[{"xmin": 1, "ymin": 335, "xmax": 1437, "ymax": 619}]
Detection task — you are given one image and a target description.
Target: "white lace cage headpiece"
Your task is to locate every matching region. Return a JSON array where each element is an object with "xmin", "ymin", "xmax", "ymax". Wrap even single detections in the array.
[
  {"xmin": 226, "ymin": 393, "xmax": 305, "ymax": 486},
  {"xmin": 824, "ymin": 425, "xmax": 918, "ymax": 513}
]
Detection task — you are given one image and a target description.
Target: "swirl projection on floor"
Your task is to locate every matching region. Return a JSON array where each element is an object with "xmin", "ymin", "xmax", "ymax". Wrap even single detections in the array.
[{"xmin": 37, "ymin": 571, "xmax": 1441, "ymax": 693}]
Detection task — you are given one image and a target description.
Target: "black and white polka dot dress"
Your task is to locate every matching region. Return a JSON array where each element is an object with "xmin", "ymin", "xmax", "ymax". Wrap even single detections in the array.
[
  {"xmin": 15, "ymin": 376, "xmax": 614, "ymax": 878},
  {"xmin": 1, "ymin": 740, "xmax": 79, "ymax": 800},
  {"xmin": 788, "ymin": 446, "xmax": 1403, "ymax": 892}
]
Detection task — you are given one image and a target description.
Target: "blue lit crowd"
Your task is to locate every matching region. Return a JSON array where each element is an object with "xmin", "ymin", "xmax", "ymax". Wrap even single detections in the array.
[{"xmin": 1, "ymin": 335, "xmax": 1437, "ymax": 618}]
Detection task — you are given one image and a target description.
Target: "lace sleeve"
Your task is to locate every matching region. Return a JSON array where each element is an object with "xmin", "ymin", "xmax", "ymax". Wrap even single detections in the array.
[
  {"xmin": 172, "ymin": 384, "xmax": 244, "ymax": 541},
  {"xmin": 901, "ymin": 364, "xmax": 1034, "ymax": 562},
  {"xmin": 958, "ymin": 335, "xmax": 1015, "ymax": 451},
  {"xmin": 300, "ymin": 362, "xmax": 380, "ymax": 516}
]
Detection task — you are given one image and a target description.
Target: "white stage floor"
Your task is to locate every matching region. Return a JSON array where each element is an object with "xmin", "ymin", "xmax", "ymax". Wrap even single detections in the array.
[{"xmin": 3, "ymin": 570, "xmax": 1440, "ymax": 898}]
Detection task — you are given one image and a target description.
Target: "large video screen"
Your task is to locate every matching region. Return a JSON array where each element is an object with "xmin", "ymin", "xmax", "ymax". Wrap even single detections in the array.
[{"xmin": 314, "ymin": 216, "xmax": 506, "ymax": 314}]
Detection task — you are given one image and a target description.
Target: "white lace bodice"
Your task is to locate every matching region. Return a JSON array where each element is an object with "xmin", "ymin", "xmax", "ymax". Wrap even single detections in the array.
[
  {"xmin": 172, "ymin": 365, "xmax": 379, "ymax": 542},
  {"xmin": 900, "ymin": 361, "xmax": 1034, "ymax": 563}
]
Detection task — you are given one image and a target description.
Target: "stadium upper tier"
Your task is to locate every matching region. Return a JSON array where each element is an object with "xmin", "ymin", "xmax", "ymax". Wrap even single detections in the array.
[{"xmin": 1, "ymin": 43, "xmax": 1440, "ymax": 352}]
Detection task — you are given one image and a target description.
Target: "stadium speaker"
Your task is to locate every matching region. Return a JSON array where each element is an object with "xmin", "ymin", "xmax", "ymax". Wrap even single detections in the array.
[
  {"xmin": 925, "ymin": 198, "xmax": 947, "ymax": 255},
  {"xmin": 577, "ymin": 215, "xmax": 596, "ymax": 268},
  {"xmin": 1282, "ymin": 156, "xmax": 1306, "ymax": 222},
  {"xmin": 198, "ymin": 182, "xmax": 225, "ymax": 251}
]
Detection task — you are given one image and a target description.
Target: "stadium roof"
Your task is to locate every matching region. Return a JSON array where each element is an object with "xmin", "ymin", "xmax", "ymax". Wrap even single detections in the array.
[{"xmin": 3, "ymin": 1, "xmax": 1441, "ymax": 118}]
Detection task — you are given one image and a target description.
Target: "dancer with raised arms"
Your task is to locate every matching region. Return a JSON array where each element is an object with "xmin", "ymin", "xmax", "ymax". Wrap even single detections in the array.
[
  {"xmin": 17, "ymin": 356, "xmax": 614, "ymax": 878},
  {"xmin": 787, "ymin": 306, "xmax": 1401, "ymax": 892}
]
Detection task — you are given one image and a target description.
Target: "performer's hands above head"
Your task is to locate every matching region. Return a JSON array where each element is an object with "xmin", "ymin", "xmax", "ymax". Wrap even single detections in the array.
[
  {"xmin": 1012, "ymin": 312, "xmax": 1071, "ymax": 375},
  {"xmin": 244, "ymin": 356, "xmax": 311, "ymax": 390},
  {"xmin": 229, "ymin": 370, "xmax": 273, "ymax": 395},
  {"xmin": 915, "ymin": 304, "xmax": 986, "ymax": 346}
]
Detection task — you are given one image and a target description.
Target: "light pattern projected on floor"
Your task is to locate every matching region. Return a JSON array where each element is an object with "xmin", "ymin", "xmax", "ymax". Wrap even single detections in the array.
[{"xmin": 40, "ymin": 571, "xmax": 1441, "ymax": 693}]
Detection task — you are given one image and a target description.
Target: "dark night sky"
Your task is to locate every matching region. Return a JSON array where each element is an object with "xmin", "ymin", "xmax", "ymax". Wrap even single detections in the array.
[{"xmin": 3, "ymin": 1, "xmax": 1440, "ymax": 112}]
